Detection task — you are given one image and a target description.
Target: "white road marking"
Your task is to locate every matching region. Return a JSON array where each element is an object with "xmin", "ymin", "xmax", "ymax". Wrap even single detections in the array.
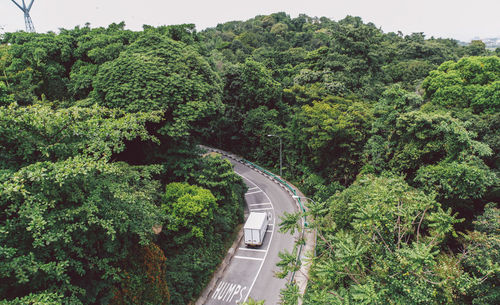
[
  {"xmin": 211, "ymin": 281, "xmax": 247, "ymax": 303},
  {"xmin": 238, "ymin": 248, "xmax": 267, "ymax": 252},
  {"xmin": 250, "ymin": 207, "xmax": 274, "ymax": 211},
  {"xmin": 247, "ymin": 187, "xmax": 259, "ymax": 191},
  {"xmin": 248, "ymin": 202, "xmax": 272, "ymax": 206},
  {"xmin": 235, "ymin": 172, "xmax": 258, "ymax": 187},
  {"xmin": 234, "ymin": 171, "xmax": 275, "ymax": 303},
  {"xmin": 266, "ymin": 230, "xmax": 273, "ymax": 233},
  {"xmin": 234, "ymin": 256, "xmax": 264, "ymax": 261},
  {"xmin": 245, "ymin": 190, "xmax": 263, "ymax": 195}
]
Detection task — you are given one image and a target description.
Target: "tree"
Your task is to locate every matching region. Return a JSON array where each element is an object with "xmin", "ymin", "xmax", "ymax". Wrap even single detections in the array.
[
  {"xmin": 367, "ymin": 108, "xmax": 492, "ymax": 179},
  {"xmin": 465, "ymin": 40, "xmax": 487, "ymax": 56},
  {"xmin": 111, "ymin": 243, "xmax": 170, "ymax": 305},
  {"xmin": 241, "ymin": 106, "xmax": 281, "ymax": 162},
  {"xmin": 157, "ymin": 174, "xmax": 243, "ymax": 305},
  {"xmin": 302, "ymin": 174, "xmax": 463, "ymax": 304},
  {"xmin": 381, "ymin": 59, "xmax": 436, "ymax": 88},
  {"xmin": 0, "ymin": 292, "xmax": 64, "ymax": 305},
  {"xmin": 291, "ymin": 96, "xmax": 373, "ymax": 184},
  {"xmin": 460, "ymin": 203, "xmax": 500, "ymax": 304},
  {"xmin": 92, "ymin": 33, "xmax": 223, "ymax": 140},
  {"xmin": 161, "ymin": 182, "xmax": 217, "ymax": 244},
  {"xmin": 0, "ymin": 158, "xmax": 164, "ymax": 303},
  {"xmin": 422, "ymin": 56, "xmax": 500, "ymax": 114},
  {"xmin": 0, "ymin": 81, "xmax": 14, "ymax": 106},
  {"xmin": 0, "ymin": 101, "xmax": 168, "ymax": 304},
  {"xmin": 0, "ymin": 103, "xmax": 160, "ymax": 171},
  {"xmin": 1, "ymin": 31, "xmax": 75, "ymax": 103},
  {"xmin": 364, "ymin": 74, "xmax": 497, "ymax": 232},
  {"xmin": 415, "ymin": 159, "xmax": 498, "ymax": 201},
  {"xmin": 65, "ymin": 23, "xmax": 138, "ymax": 100},
  {"xmin": 216, "ymin": 59, "xmax": 282, "ymax": 153},
  {"xmin": 365, "ymin": 85, "xmax": 423, "ymax": 173},
  {"xmin": 222, "ymin": 59, "xmax": 282, "ymax": 113},
  {"xmin": 187, "ymin": 155, "xmax": 246, "ymax": 233}
]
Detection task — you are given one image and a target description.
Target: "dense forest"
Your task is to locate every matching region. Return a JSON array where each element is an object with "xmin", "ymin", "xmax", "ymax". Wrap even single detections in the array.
[
  {"xmin": 1, "ymin": 12, "xmax": 499, "ymax": 304},
  {"xmin": 0, "ymin": 22, "xmax": 247, "ymax": 305}
]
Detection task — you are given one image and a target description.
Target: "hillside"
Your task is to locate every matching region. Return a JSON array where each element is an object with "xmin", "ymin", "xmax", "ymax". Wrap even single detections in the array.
[{"xmin": 1, "ymin": 12, "xmax": 499, "ymax": 304}]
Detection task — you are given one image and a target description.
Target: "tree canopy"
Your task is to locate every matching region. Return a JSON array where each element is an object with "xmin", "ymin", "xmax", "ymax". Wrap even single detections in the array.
[
  {"xmin": 1, "ymin": 11, "xmax": 499, "ymax": 305},
  {"xmin": 423, "ymin": 56, "xmax": 500, "ymax": 114}
]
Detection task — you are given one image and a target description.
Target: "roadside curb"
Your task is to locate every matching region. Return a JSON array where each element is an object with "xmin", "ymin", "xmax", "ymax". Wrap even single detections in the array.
[
  {"xmin": 195, "ymin": 228, "xmax": 244, "ymax": 305},
  {"xmin": 198, "ymin": 146, "xmax": 315, "ymax": 305}
]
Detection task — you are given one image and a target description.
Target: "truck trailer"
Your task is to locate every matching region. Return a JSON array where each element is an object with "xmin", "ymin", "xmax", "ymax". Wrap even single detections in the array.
[{"xmin": 244, "ymin": 212, "xmax": 270, "ymax": 247}]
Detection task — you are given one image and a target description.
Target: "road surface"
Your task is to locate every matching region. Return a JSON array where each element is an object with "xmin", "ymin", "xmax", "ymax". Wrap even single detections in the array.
[{"xmin": 205, "ymin": 159, "xmax": 298, "ymax": 305}]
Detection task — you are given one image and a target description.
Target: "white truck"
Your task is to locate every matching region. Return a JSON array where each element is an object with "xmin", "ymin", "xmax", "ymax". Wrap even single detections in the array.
[{"xmin": 244, "ymin": 212, "xmax": 270, "ymax": 247}]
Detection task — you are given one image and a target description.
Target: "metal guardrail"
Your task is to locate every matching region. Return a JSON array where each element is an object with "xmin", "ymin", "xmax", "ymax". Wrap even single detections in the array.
[
  {"xmin": 201, "ymin": 145, "xmax": 307, "ymax": 285},
  {"xmin": 242, "ymin": 160, "xmax": 306, "ymax": 283},
  {"xmin": 243, "ymin": 160, "xmax": 306, "ymax": 213}
]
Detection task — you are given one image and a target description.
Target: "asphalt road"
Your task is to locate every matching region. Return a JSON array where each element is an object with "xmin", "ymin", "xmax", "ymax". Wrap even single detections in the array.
[{"xmin": 205, "ymin": 159, "xmax": 298, "ymax": 305}]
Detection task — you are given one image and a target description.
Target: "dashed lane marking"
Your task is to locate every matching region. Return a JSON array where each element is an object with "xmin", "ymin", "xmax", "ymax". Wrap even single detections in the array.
[
  {"xmin": 234, "ymin": 171, "xmax": 275, "ymax": 303},
  {"xmin": 250, "ymin": 207, "xmax": 274, "ymax": 211},
  {"xmin": 245, "ymin": 190, "xmax": 263, "ymax": 195},
  {"xmin": 234, "ymin": 256, "xmax": 264, "ymax": 261},
  {"xmin": 238, "ymin": 248, "xmax": 267, "ymax": 252},
  {"xmin": 248, "ymin": 202, "xmax": 272, "ymax": 206}
]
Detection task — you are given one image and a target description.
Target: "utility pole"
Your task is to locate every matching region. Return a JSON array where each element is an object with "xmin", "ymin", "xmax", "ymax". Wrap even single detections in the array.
[{"xmin": 10, "ymin": 0, "xmax": 35, "ymax": 32}]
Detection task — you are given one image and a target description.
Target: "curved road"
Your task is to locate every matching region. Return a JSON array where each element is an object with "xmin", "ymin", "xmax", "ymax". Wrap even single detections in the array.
[{"xmin": 205, "ymin": 158, "xmax": 298, "ymax": 305}]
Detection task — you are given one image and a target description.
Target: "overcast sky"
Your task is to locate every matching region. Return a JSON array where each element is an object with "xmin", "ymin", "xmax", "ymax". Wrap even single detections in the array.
[{"xmin": 1, "ymin": 0, "xmax": 499, "ymax": 41}]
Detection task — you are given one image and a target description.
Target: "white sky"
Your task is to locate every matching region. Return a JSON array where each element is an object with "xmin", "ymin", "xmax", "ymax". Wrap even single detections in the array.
[{"xmin": 1, "ymin": 0, "xmax": 499, "ymax": 41}]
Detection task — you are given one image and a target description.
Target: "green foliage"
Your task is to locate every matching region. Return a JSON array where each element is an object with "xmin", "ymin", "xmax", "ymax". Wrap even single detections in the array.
[
  {"xmin": 292, "ymin": 97, "xmax": 373, "ymax": 184},
  {"xmin": 382, "ymin": 59, "xmax": 436, "ymax": 88},
  {"xmin": 67, "ymin": 23, "xmax": 138, "ymax": 99},
  {"xmin": 111, "ymin": 243, "xmax": 170, "ymax": 305},
  {"xmin": 276, "ymin": 247, "xmax": 301, "ymax": 280},
  {"xmin": 299, "ymin": 173, "xmax": 344, "ymax": 202},
  {"xmin": 415, "ymin": 159, "xmax": 498, "ymax": 200},
  {"xmin": 241, "ymin": 106, "xmax": 281, "ymax": 159},
  {"xmin": 279, "ymin": 211, "xmax": 303, "ymax": 235},
  {"xmin": 0, "ymin": 158, "xmax": 164, "ymax": 303},
  {"xmin": 162, "ymin": 242, "xmax": 226, "ymax": 305},
  {"xmin": 0, "ymin": 103, "xmax": 160, "ymax": 170},
  {"xmin": 213, "ymin": 59, "xmax": 283, "ymax": 160},
  {"xmin": 241, "ymin": 297, "xmax": 265, "ymax": 305},
  {"xmin": 223, "ymin": 59, "xmax": 282, "ymax": 112},
  {"xmin": 162, "ymin": 182, "xmax": 217, "ymax": 242},
  {"xmin": 1, "ymin": 23, "xmax": 138, "ymax": 104},
  {"xmin": 0, "ymin": 292, "xmax": 65, "ymax": 305},
  {"xmin": 1, "ymin": 32, "xmax": 72, "ymax": 103},
  {"xmin": 187, "ymin": 155, "xmax": 246, "ymax": 232},
  {"xmin": 367, "ymin": 107, "xmax": 492, "ymax": 178},
  {"xmin": 465, "ymin": 40, "xmax": 487, "ymax": 56},
  {"xmin": 1, "ymin": 15, "xmax": 498, "ymax": 305},
  {"xmin": 156, "ymin": 154, "xmax": 246, "ymax": 305},
  {"xmin": 423, "ymin": 56, "xmax": 500, "ymax": 113},
  {"xmin": 303, "ymin": 174, "xmax": 464, "ymax": 304},
  {"xmin": 92, "ymin": 33, "xmax": 223, "ymax": 140},
  {"xmin": 0, "ymin": 81, "xmax": 14, "ymax": 106},
  {"xmin": 92, "ymin": 52, "xmax": 171, "ymax": 112},
  {"xmin": 460, "ymin": 203, "xmax": 500, "ymax": 304},
  {"xmin": 279, "ymin": 283, "xmax": 300, "ymax": 305}
]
